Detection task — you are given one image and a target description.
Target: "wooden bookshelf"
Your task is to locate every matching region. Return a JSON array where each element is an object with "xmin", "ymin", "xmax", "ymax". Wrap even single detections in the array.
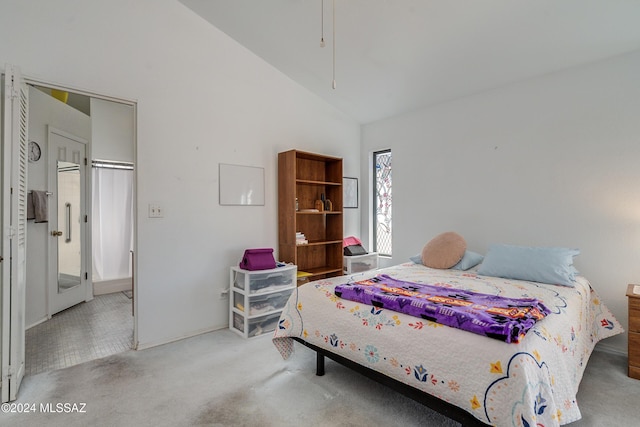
[{"xmin": 278, "ymin": 150, "xmax": 343, "ymax": 283}]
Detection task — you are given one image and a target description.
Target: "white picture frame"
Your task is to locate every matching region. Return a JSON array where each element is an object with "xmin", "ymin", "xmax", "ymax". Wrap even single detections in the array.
[
  {"xmin": 219, "ymin": 163, "xmax": 265, "ymax": 206},
  {"xmin": 343, "ymin": 177, "xmax": 358, "ymax": 209}
]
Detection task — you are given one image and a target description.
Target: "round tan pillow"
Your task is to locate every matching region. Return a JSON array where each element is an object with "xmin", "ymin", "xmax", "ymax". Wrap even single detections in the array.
[{"xmin": 421, "ymin": 232, "xmax": 467, "ymax": 269}]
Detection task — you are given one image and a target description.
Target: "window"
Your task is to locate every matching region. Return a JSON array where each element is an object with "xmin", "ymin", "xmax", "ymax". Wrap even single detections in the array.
[{"xmin": 373, "ymin": 149, "xmax": 392, "ymax": 256}]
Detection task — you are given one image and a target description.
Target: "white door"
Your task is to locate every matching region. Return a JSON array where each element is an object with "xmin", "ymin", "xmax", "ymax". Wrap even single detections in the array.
[
  {"xmin": 1, "ymin": 64, "xmax": 28, "ymax": 402},
  {"xmin": 48, "ymin": 127, "xmax": 89, "ymax": 315}
]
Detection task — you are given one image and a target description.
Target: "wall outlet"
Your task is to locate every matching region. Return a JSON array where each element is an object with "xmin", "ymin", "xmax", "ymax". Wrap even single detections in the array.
[{"xmin": 148, "ymin": 203, "xmax": 164, "ymax": 218}]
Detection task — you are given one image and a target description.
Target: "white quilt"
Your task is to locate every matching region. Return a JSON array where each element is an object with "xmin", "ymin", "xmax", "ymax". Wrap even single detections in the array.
[{"xmin": 273, "ymin": 263, "xmax": 623, "ymax": 427}]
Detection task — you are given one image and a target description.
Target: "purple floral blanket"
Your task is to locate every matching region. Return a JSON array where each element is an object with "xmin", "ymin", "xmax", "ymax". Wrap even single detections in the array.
[{"xmin": 334, "ymin": 274, "xmax": 550, "ymax": 343}]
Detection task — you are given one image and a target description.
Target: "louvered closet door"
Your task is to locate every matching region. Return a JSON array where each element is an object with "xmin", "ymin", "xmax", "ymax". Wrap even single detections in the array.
[{"xmin": 1, "ymin": 63, "xmax": 28, "ymax": 402}]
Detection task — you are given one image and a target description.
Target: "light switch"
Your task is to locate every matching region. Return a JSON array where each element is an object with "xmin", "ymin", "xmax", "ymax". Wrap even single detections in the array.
[{"xmin": 148, "ymin": 203, "xmax": 164, "ymax": 218}]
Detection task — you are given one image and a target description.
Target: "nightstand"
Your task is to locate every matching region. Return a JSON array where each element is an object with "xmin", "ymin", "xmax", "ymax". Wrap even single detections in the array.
[{"xmin": 627, "ymin": 284, "xmax": 640, "ymax": 379}]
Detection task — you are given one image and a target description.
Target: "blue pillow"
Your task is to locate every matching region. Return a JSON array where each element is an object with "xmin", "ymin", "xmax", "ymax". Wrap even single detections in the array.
[
  {"xmin": 477, "ymin": 244, "xmax": 579, "ymax": 287},
  {"xmin": 451, "ymin": 250, "xmax": 484, "ymax": 270},
  {"xmin": 409, "ymin": 253, "xmax": 423, "ymax": 264},
  {"xmin": 410, "ymin": 250, "xmax": 484, "ymax": 271}
]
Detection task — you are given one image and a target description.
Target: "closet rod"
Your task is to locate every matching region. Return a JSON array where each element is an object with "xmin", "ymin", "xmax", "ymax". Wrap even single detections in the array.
[
  {"xmin": 92, "ymin": 159, "xmax": 134, "ymax": 170},
  {"xmin": 28, "ymin": 191, "xmax": 53, "ymax": 196}
]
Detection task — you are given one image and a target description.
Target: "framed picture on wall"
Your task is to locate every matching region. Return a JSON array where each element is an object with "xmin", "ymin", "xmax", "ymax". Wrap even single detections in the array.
[{"xmin": 343, "ymin": 177, "xmax": 358, "ymax": 209}]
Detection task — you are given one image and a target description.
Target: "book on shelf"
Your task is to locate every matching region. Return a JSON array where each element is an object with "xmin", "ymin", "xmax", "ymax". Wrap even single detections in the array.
[{"xmin": 296, "ymin": 231, "xmax": 308, "ymax": 245}]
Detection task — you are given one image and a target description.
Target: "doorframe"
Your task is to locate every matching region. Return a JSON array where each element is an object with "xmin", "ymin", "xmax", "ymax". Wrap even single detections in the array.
[{"xmin": 24, "ymin": 76, "xmax": 139, "ymax": 348}]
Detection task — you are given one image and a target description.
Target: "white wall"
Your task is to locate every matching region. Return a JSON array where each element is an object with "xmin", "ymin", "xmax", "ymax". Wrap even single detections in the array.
[
  {"xmin": 1, "ymin": 0, "xmax": 360, "ymax": 348},
  {"xmin": 361, "ymin": 50, "xmax": 640, "ymax": 355},
  {"xmin": 26, "ymin": 87, "xmax": 91, "ymax": 328}
]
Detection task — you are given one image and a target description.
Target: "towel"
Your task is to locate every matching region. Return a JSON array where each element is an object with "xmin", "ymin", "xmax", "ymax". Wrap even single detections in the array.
[
  {"xmin": 29, "ymin": 190, "xmax": 49, "ymax": 223},
  {"xmin": 343, "ymin": 235, "xmax": 362, "ymax": 248},
  {"xmin": 27, "ymin": 192, "xmax": 35, "ymax": 220}
]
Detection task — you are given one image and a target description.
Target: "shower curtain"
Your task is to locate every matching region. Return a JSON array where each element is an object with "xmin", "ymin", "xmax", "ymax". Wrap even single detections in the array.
[{"xmin": 92, "ymin": 167, "xmax": 134, "ymax": 282}]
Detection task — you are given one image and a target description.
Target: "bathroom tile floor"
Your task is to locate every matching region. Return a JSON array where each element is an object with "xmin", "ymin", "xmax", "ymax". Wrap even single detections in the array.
[{"xmin": 25, "ymin": 292, "xmax": 133, "ymax": 376}]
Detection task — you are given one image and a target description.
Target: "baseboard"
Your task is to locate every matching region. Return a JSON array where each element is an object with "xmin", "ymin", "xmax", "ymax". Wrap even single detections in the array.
[
  {"xmin": 135, "ymin": 325, "xmax": 225, "ymax": 351},
  {"xmin": 94, "ymin": 277, "xmax": 132, "ymax": 295},
  {"xmin": 26, "ymin": 316, "xmax": 49, "ymax": 330},
  {"xmin": 595, "ymin": 341, "xmax": 627, "ymax": 357}
]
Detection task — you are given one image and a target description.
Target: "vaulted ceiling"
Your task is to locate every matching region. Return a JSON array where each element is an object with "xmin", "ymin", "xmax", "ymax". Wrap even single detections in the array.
[{"xmin": 180, "ymin": 0, "xmax": 640, "ymax": 124}]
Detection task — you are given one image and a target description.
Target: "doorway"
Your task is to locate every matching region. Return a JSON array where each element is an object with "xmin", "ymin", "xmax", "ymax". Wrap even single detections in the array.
[{"xmin": 24, "ymin": 84, "xmax": 136, "ymax": 376}]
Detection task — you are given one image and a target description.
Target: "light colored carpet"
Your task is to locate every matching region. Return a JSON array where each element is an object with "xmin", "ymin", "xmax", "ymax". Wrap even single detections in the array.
[{"xmin": 1, "ymin": 329, "xmax": 637, "ymax": 426}]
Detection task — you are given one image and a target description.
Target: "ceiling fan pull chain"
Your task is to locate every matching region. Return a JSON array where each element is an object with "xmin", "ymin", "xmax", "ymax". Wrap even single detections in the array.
[
  {"xmin": 320, "ymin": 0, "xmax": 325, "ymax": 47},
  {"xmin": 332, "ymin": 0, "xmax": 336, "ymax": 89}
]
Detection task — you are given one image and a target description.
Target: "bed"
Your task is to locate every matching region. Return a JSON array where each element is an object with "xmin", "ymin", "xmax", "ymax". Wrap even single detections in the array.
[{"xmin": 272, "ymin": 261, "xmax": 623, "ymax": 427}]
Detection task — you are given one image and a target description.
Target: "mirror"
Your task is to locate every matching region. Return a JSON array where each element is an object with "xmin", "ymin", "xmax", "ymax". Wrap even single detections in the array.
[{"xmin": 57, "ymin": 161, "xmax": 82, "ymax": 292}]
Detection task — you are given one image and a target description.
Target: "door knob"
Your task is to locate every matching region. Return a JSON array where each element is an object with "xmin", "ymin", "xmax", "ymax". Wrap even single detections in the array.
[{"xmin": 51, "ymin": 230, "xmax": 63, "ymax": 236}]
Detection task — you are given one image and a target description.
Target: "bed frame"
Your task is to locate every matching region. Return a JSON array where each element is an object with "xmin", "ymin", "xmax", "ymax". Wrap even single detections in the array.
[{"xmin": 293, "ymin": 337, "xmax": 490, "ymax": 427}]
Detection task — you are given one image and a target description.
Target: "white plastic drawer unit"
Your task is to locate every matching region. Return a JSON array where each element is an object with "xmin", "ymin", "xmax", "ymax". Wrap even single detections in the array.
[
  {"xmin": 233, "ymin": 289, "xmax": 292, "ymax": 316},
  {"xmin": 231, "ymin": 267, "xmax": 295, "ymax": 293},
  {"xmin": 232, "ymin": 312, "xmax": 282, "ymax": 338},
  {"xmin": 343, "ymin": 252, "xmax": 378, "ymax": 274},
  {"xmin": 229, "ymin": 264, "xmax": 297, "ymax": 338}
]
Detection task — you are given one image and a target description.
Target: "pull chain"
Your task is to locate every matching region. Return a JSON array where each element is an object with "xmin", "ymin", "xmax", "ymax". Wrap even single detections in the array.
[
  {"xmin": 320, "ymin": 0, "xmax": 325, "ymax": 47},
  {"xmin": 320, "ymin": 0, "xmax": 337, "ymax": 89},
  {"xmin": 332, "ymin": 0, "xmax": 336, "ymax": 89}
]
